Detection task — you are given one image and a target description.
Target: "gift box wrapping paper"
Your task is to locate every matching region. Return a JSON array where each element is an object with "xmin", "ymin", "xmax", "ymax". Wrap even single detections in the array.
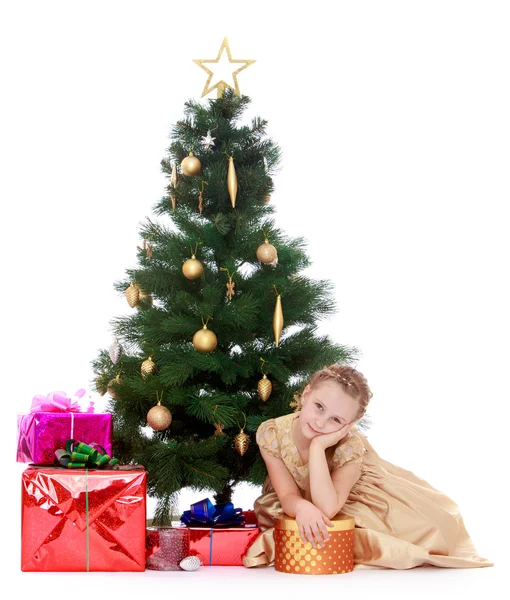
[
  {"xmin": 274, "ymin": 514, "xmax": 355, "ymax": 574},
  {"xmin": 187, "ymin": 526, "xmax": 260, "ymax": 566},
  {"xmin": 17, "ymin": 412, "xmax": 112, "ymax": 465},
  {"xmin": 146, "ymin": 527, "xmax": 190, "ymax": 570},
  {"xmin": 21, "ymin": 465, "xmax": 146, "ymax": 571}
]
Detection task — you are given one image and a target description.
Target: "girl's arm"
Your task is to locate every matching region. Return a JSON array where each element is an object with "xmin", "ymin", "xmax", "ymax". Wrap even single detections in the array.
[
  {"xmin": 259, "ymin": 448, "xmax": 309, "ymax": 516},
  {"xmin": 308, "ymin": 442, "xmax": 362, "ymax": 518},
  {"xmin": 260, "ymin": 448, "xmax": 333, "ymax": 547}
]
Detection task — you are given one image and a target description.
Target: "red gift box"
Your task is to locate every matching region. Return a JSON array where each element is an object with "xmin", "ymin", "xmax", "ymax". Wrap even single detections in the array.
[
  {"xmin": 21, "ymin": 465, "xmax": 146, "ymax": 572},
  {"xmin": 187, "ymin": 525, "xmax": 260, "ymax": 566},
  {"xmin": 146, "ymin": 527, "xmax": 190, "ymax": 571}
]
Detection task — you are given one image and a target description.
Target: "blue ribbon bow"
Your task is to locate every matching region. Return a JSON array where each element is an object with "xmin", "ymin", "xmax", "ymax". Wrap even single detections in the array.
[{"xmin": 180, "ymin": 497, "xmax": 246, "ymax": 528}]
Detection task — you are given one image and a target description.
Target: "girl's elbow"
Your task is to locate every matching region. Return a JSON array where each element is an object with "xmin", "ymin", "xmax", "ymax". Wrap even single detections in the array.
[{"xmin": 327, "ymin": 499, "xmax": 347, "ymax": 520}]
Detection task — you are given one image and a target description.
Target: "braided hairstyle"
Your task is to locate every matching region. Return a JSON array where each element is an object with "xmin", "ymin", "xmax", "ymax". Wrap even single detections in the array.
[{"xmin": 307, "ymin": 364, "xmax": 373, "ymax": 421}]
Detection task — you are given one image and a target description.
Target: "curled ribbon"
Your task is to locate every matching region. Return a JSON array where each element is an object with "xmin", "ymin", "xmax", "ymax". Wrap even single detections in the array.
[
  {"xmin": 180, "ymin": 497, "xmax": 245, "ymax": 528},
  {"xmin": 55, "ymin": 439, "xmax": 118, "ymax": 468},
  {"xmin": 31, "ymin": 389, "xmax": 94, "ymax": 413}
]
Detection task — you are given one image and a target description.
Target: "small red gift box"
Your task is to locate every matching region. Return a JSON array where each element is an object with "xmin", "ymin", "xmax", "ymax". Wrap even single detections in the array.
[
  {"xmin": 146, "ymin": 527, "xmax": 190, "ymax": 571},
  {"xmin": 21, "ymin": 465, "xmax": 146, "ymax": 571},
  {"xmin": 186, "ymin": 525, "xmax": 260, "ymax": 566}
]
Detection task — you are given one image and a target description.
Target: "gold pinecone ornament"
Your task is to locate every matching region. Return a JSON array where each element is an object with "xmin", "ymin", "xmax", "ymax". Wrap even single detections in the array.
[
  {"xmin": 141, "ymin": 356, "xmax": 157, "ymax": 379},
  {"xmin": 182, "ymin": 255, "xmax": 204, "ymax": 280},
  {"xmin": 192, "ymin": 324, "xmax": 218, "ymax": 353},
  {"xmin": 257, "ymin": 374, "xmax": 272, "ymax": 402},
  {"xmin": 125, "ymin": 282, "xmax": 140, "ymax": 308},
  {"xmin": 234, "ymin": 428, "xmax": 249, "ymax": 456},
  {"xmin": 147, "ymin": 402, "xmax": 172, "ymax": 431},
  {"xmin": 181, "ymin": 152, "xmax": 201, "ymax": 176}
]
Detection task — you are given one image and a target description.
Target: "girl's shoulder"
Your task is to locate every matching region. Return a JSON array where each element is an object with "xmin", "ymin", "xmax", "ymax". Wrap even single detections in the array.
[
  {"xmin": 256, "ymin": 413, "xmax": 296, "ymax": 456},
  {"xmin": 333, "ymin": 430, "xmax": 367, "ymax": 468}
]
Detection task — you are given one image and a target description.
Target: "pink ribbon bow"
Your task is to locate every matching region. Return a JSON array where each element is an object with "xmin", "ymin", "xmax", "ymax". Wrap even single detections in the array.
[{"xmin": 30, "ymin": 389, "xmax": 94, "ymax": 413}]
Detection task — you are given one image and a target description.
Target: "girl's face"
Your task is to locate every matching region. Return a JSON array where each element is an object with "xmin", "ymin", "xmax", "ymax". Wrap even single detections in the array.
[{"xmin": 298, "ymin": 380, "xmax": 359, "ymax": 440}]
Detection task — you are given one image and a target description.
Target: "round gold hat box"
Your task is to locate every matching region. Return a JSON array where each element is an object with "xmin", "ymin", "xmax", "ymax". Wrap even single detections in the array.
[{"xmin": 274, "ymin": 514, "xmax": 355, "ymax": 574}]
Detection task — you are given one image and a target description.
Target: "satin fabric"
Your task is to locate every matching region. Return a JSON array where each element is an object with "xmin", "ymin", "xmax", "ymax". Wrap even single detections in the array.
[{"xmin": 243, "ymin": 427, "xmax": 493, "ymax": 569}]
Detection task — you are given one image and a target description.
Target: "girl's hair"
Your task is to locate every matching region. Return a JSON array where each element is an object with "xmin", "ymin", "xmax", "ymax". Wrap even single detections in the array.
[
  {"xmin": 308, "ymin": 364, "xmax": 373, "ymax": 421},
  {"xmin": 298, "ymin": 364, "xmax": 373, "ymax": 490}
]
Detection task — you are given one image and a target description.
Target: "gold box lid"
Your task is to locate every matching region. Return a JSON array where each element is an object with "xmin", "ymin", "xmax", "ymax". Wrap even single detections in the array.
[{"xmin": 275, "ymin": 513, "xmax": 355, "ymax": 532}]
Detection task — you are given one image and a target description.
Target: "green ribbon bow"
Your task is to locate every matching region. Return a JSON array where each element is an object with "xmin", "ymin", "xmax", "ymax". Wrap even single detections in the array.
[{"xmin": 55, "ymin": 439, "xmax": 119, "ymax": 468}]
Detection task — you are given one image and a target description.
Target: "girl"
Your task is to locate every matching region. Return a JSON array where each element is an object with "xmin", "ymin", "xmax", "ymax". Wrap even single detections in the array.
[{"xmin": 243, "ymin": 364, "xmax": 492, "ymax": 569}]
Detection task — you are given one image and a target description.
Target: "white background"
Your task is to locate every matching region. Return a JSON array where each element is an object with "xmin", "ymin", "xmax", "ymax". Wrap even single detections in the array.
[{"xmin": 0, "ymin": 0, "xmax": 508, "ymax": 597}]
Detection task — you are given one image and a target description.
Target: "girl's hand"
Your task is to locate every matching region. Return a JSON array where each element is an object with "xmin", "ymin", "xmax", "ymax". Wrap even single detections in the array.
[
  {"xmin": 295, "ymin": 502, "xmax": 334, "ymax": 548},
  {"xmin": 310, "ymin": 423, "xmax": 351, "ymax": 450}
]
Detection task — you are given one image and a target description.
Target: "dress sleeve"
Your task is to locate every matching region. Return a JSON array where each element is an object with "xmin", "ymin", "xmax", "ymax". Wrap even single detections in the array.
[
  {"xmin": 256, "ymin": 419, "xmax": 280, "ymax": 458},
  {"xmin": 333, "ymin": 433, "xmax": 365, "ymax": 469}
]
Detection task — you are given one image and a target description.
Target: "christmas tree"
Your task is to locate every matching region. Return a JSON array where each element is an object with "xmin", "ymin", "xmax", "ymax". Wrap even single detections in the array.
[{"xmin": 92, "ymin": 53, "xmax": 358, "ymax": 525}]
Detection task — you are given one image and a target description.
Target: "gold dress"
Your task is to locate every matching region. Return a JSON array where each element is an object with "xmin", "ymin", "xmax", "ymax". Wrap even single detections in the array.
[{"xmin": 243, "ymin": 412, "xmax": 493, "ymax": 569}]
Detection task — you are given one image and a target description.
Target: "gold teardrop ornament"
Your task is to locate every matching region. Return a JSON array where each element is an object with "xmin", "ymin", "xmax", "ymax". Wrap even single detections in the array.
[
  {"xmin": 273, "ymin": 294, "xmax": 284, "ymax": 347},
  {"xmin": 227, "ymin": 156, "xmax": 238, "ymax": 208},
  {"xmin": 170, "ymin": 162, "xmax": 178, "ymax": 210}
]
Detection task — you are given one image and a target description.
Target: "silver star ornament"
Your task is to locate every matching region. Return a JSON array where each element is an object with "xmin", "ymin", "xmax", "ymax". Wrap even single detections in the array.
[{"xmin": 201, "ymin": 130, "xmax": 216, "ymax": 150}]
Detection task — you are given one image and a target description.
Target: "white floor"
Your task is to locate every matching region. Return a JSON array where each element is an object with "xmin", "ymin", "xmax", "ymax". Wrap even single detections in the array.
[{"xmin": 10, "ymin": 563, "xmax": 505, "ymax": 600}]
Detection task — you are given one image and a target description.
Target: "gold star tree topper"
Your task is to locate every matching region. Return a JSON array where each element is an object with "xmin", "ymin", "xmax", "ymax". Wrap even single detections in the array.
[{"xmin": 193, "ymin": 38, "xmax": 255, "ymax": 98}]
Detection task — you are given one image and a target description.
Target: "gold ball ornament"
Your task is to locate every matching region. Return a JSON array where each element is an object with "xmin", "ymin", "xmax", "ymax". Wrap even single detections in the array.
[
  {"xmin": 234, "ymin": 429, "xmax": 250, "ymax": 456},
  {"xmin": 264, "ymin": 194, "xmax": 271, "ymax": 204},
  {"xmin": 256, "ymin": 241, "xmax": 277, "ymax": 264},
  {"xmin": 141, "ymin": 356, "xmax": 157, "ymax": 379},
  {"xmin": 181, "ymin": 152, "xmax": 201, "ymax": 176},
  {"xmin": 147, "ymin": 403, "xmax": 172, "ymax": 431},
  {"xmin": 257, "ymin": 374, "xmax": 272, "ymax": 402},
  {"xmin": 125, "ymin": 282, "xmax": 140, "ymax": 308},
  {"xmin": 192, "ymin": 325, "xmax": 218, "ymax": 353},
  {"xmin": 182, "ymin": 256, "xmax": 204, "ymax": 280}
]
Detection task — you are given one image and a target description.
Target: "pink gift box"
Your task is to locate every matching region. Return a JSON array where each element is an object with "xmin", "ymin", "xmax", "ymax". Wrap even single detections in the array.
[{"xmin": 17, "ymin": 412, "xmax": 112, "ymax": 464}]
